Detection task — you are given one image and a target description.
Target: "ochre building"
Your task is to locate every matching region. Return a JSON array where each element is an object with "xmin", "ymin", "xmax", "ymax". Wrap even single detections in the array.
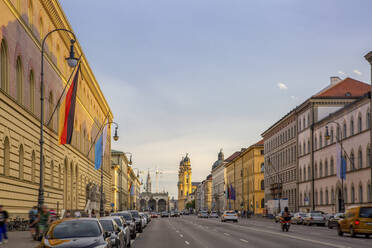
[
  {"xmin": 0, "ymin": 0, "xmax": 113, "ymax": 218},
  {"xmin": 177, "ymin": 154, "xmax": 197, "ymax": 210}
]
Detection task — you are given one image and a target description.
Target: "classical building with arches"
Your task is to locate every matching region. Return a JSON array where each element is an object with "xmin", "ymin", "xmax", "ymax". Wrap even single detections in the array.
[
  {"xmin": 139, "ymin": 170, "xmax": 169, "ymax": 211},
  {"xmin": 0, "ymin": 0, "xmax": 113, "ymax": 218}
]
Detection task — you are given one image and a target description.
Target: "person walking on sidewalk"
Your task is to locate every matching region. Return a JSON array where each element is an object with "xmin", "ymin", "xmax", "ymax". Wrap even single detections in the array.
[
  {"xmin": 28, "ymin": 206, "xmax": 38, "ymax": 239},
  {"xmin": 32, "ymin": 205, "xmax": 51, "ymax": 241},
  {"xmin": 0, "ymin": 205, "xmax": 9, "ymax": 244}
]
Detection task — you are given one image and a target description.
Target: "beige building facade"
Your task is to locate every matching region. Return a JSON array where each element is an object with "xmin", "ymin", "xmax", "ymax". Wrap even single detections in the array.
[
  {"xmin": 0, "ymin": 0, "xmax": 113, "ymax": 218},
  {"xmin": 111, "ymin": 150, "xmax": 129, "ymax": 211}
]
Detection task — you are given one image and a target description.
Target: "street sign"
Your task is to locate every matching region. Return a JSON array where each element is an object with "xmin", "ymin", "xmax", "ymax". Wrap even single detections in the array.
[{"xmin": 110, "ymin": 203, "xmax": 115, "ymax": 207}]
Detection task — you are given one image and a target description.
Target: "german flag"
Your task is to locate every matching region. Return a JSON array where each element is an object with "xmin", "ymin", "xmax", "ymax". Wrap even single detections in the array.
[{"xmin": 58, "ymin": 64, "xmax": 80, "ymax": 144}]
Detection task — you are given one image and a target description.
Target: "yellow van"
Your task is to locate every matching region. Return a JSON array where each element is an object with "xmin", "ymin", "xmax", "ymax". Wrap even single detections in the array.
[{"xmin": 338, "ymin": 206, "xmax": 372, "ymax": 238}]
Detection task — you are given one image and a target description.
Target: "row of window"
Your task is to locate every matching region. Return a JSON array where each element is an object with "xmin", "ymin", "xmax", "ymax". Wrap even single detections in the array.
[
  {"xmin": 265, "ymin": 168, "xmax": 297, "ymax": 186},
  {"xmin": 298, "ymin": 112, "xmax": 311, "ymax": 132},
  {"xmin": 300, "ymin": 183, "xmax": 372, "ymax": 206},
  {"xmin": 265, "ymin": 124, "xmax": 297, "ymax": 152}
]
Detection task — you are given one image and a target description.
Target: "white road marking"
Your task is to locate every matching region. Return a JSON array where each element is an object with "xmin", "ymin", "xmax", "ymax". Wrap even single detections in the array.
[
  {"xmin": 240, "ymin": 239, "xmax": 249, "ymax": 243},
  {"xmin": 185, "ymin": 241, "xmax": 190, "ymax": 245},
  {"xmin": 176, "ymin": 230, "xmax": 179, "ymax": 233},
  {"xmin": 224, "ymin": 233, "xmax": 230, "ymax": 236},
  {"xmin": 180, "ymin": 234, "xmax": 183, "ymax": 238}
]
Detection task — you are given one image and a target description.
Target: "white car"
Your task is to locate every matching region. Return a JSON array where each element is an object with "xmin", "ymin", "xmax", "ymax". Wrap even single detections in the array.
[
  {"xmin": 139, "ymin": 213, "xmax": 147, "ymax": 228},
  {"xmin": 221, "ymin": 210, "xmax": 238, "ymax": 222}
]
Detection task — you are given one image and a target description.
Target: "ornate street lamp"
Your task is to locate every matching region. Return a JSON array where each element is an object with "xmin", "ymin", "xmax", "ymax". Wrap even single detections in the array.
[{"xmin": 38, "ymin": 29, "xmax": 77, "ymax": 211}]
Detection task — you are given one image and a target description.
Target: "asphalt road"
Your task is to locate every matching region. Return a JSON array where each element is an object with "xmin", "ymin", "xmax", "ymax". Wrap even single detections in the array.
[{"xmin": 133, "ymin": 215, "xmax": 371, "ymax": 248}]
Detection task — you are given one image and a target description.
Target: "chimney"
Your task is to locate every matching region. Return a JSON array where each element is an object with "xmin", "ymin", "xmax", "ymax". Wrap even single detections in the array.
[{"xmin": 330, "ymin": 76, "xmax": 342, "ymax": 85}]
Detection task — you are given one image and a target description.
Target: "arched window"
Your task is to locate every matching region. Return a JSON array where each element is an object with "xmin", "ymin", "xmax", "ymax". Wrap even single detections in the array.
[
  {"xmin": 16, "ymin": 56, "xmax": 23, "ymax": 104},
  {"xmin": 325, "ymin": 189, "xmax": 329, "ymax": 205},
  {"xmin": 303, "ymin": 117, "xmax": 305, "ymax": 129},
  {"xmin": 367, "ymin": 145, "xmax": 371, "ymax": 168},
  {"xmin": 315, "ymin": 190, "xmax": 318, "ymax": 205},
  {"xmin": 319, "ymin": 132, "xmax": 323, "ymax": 148},
  {"xmin": 303, "ymin": 142, "xmax": 306, "ymax": 155},
  {"xmin": 319, "ymin": 161, "xmax": 323, "ymax": 177},
  {"xmin": 58, "ymin": 164, "xmax": 62, "ymax": 189},
  {"xmin": 50, "ymin": 160, "xmax": 54, "ymax": 187},
  {"xmin": 31, "ymin": 150, "xmax": 35, "ymax": 182},
  {"xmin": 303, "ymin": 167, "xmax": 306, "ymax": 181},
  {"xmin": 314, "ymin": 162, "xmax": 318, "ymax": 178},
  {"xmin": 351, "ymin": 185, "xmax": 355, "ymax": 204},
  {"xmin": 350, "ymin": 150, "xmax": 355, "ymax": 170},
  {"xmin": 28, "ymin": 0, "xmax": 33, "ymax": 26},
  {"xmin": 307, "ymin": 140, "xmax": 310, "ymax": 153},
  {"xmin": 314, "ymin": 136, "xmax": 318, "ymax": 150},
  {"xmin": 0, "ymin": 39, "xmax": 8, "ymax": 92},
  {"xmin": 331, "ymin": 188, "xmax": 335, "ymax": 204},
  {"xmin": 344, "ymin": 187, "xmax": 348, "ymax": 203},
  {"xmin": 343, "ymin": 122, "xmax": 347, "ymax": 139},
  {"xmin": 3, "ymin": 137, "xmax": 10, "ymax": 176},
  {"xmin": 367, "ymin": 109, "xmax": 371, "ymax": 129},
  {"xmin": 299, "ymin": 169, "xmax": 302, "ymax": 182},
  {"xmin": 358, "ymin": 148, "xmax": 363, "ymax": 169},
  {"xmin": 350, "ymin": 117, "xmax": 354, "ymax": 136},
  {"xmin": 260, "ymin": 163, "xmax": 264, "ymax": 172},
  {"xmin": 330, "ymin": 128, "xmax": 334, "ymax": 143},
  {"xmin": 261, "ymin": 198, "xmax": 264, "ymax": 208},
  {"xmin": 261, "ymin": 180, "xmax": 264, "ymax": 190},
  {"xmin": 325, "ymin": 160, "xmax": 328, "ymax": 177},
  {"xmin": 320, "ymin": 190, "xmax": 323, "ymax": 205},
  {"xmin": 337, "ymin": 125, "xmax": 341, "ymax": 141},
  {"xmin": 358, "ymin": 114, "xmax": 362, "ymax": 133},
  {"xmin": 307, "ymin": 165, "xmax": 311, "ymax": 180},
  {"xmin": 330, "ymin": 157, "xmax": 334, "ymax": 175},
  {"xmin": 29, "ymin": 70, "xmax": 35, "ymax": 112},
  {"xmin": 359, "ymin": 184, "xmax": 363, "ymax": 203},
  {"xmin": 48, "ymin": 91, "xmax": 54, "ymax": 129},
  {"xmin": 19, "ymin": 145, "xmax": 24, "ymax": 179}
]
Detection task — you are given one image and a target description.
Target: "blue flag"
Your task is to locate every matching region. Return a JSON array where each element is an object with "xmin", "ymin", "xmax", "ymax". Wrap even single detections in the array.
[
  {"xmin": 341, "ymin": 157, "xmax": 346, "ymax": 180},
  {"xmin": 94, "ymin": 133, "xmax": 103, "ymax": 170},
  {"xmin": 130, "ymin": 183, "xmax": 135, "ymax": 196}
]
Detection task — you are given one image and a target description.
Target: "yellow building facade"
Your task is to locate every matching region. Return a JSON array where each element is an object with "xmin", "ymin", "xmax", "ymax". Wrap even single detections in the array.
[
  {"xmin": 204, "ymin": 175, "xmax": 212, "ymax": 211},
  {"xmin": 0, "ymin": 0, "xmax": 113, "ymax": 218},
  {"xmin": 127, "ymin": 165, "xmax": 140, "ymax": 210},
  {"xmin": 225, "ymin": 140, "xmax": 265, "ymax": 213}
]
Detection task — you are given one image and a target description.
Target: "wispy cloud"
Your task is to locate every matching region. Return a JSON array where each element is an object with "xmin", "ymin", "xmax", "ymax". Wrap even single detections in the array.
[
  {"xmin": 353, "ymin": 69, "xmax": 362, "ymax": 75},
  {"xmin": 277, "ymin": 82, "xmax": 288, "ymax": 90},
  {"xmin": 290, "ymin": 96, "xmax": 299, "ymax": 101},
  {"xmin": 338, "ymin": 71, "xmax": 346, "ymax": 76}
]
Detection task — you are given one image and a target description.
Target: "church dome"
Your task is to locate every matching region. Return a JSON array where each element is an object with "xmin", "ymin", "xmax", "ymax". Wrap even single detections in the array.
[{"xmin": 212, "ymin": 149, "xmax": 224, "ymax": 170}]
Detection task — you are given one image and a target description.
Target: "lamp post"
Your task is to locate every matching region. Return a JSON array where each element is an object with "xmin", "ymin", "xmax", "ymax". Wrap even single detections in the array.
[
  {"xmin": 364, "ymin": 52, "xmax": 372, "ymax": 209},
  {"xmin": 325, "ymin": 122, "xmax": 345, "ymax": 212},
  {"xmin": 38, "ymin": 29, "xmax": 78, "ymax": 211},
  {"xmin": 100, "ymin": 122, "xmax": 119, "ymax": 217}
]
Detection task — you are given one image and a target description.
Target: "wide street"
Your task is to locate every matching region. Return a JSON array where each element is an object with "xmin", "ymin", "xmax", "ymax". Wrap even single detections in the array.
[{"xmin": 133, "ymin": 215, "xmax": 371, "ymax": 248}]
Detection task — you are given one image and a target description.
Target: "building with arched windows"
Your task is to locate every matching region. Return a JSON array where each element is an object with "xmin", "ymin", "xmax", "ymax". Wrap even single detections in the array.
[{"xmin": 0, "ymin": 1, "xmax": 113, "ymax": 218}]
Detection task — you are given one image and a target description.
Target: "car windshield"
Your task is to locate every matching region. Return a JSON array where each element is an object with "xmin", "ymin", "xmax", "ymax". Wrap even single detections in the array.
[
  {"xmin": 49, "ymin": 220, "xmax": 101, "ymax": 239},
  {"xmin": 359, "ymin": 207, "xmax": 372, "ymax": 218},
  {"xmin": 113, "ymin": 218, "xmax": 123, "ymax": 227},
  {"xmin": 130, "ymin": 211, "xmax": 140, "ymax": 218},
  {"xmin": 226, "ymin": 211, "xmax": 235, "ymax": 215},
  {"xmin": 120, "ymin": 213, "xmax": 132, "ymax": 221},
  {"xmin": 311, "ymin": 213, "xmax": 322, "ymax": 217},
  {"xmin": 99, "ymin": 220, "xmax": 114, "ymax": 232}
]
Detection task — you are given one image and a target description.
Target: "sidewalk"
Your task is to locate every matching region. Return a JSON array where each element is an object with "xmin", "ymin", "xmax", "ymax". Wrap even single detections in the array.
[{"xmin": 1, "ymin": 231, "xmax": 39, "ymax": 248}]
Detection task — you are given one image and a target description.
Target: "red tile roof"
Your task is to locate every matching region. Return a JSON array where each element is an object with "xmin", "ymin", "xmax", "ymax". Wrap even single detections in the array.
[
  {"xmin": 225, "ymin": 151, "xmax": 242, "ymax": 162},
  {"xmin": 255, "ymin": 139, "xmax": 264, "ymax": 146},
  {"xmin": 315, "ymin": 77, "xmax": 370, "ymax": 97}
]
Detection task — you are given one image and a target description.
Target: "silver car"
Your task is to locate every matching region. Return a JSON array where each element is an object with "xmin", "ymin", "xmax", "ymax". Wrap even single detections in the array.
[
  {"xmin": 221, "ymin": 210, "xmax": 238, "ymax": 222},
  {"xmin": 303, "ymin": 212, "xmax": 326, "ymax": 226}
]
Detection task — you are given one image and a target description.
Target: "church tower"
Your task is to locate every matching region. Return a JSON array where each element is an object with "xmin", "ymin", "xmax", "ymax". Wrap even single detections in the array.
[
  {"xmin": 178, "ymin": 154, "xmax": 192, "ymax": 210},
  {"xmin": 146, "ymin": 169, "xmax": 152, "ymax": 193}
]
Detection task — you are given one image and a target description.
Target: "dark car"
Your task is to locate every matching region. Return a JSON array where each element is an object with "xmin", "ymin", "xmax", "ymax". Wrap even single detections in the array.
[
  {"xmin": 112, "ymin": 211, "xmax": 137, "ymax": 240},
  {"xmin": 174, "ymin": 211, "xmax": 180, "ymax": 217},
  {"xmin": 129, "ymin": 210, "xmax": 143, "ymax": 233},
  {"xmin": 99, "ymin": 218, "xmax": 125, "ymax": 248},
  {"xmin": 327, "ymin": 213, "xmax": 344, "ymax": 229},
  {"xmin": 105, "ymin": 216, "xmax": 131, "ymax": 247},
  {"xmin": 40, "ymin": 218, "xmax": 111, "ymax": 248},
  {"xmin": 161, "ymin": 211, "xmax": 169, "ymax": 218}
]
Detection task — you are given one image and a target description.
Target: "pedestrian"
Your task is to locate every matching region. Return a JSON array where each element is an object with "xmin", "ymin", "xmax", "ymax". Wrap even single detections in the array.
[
  {"xmin": 74, "ymin": 211, "xmax": 81, "ymax": 218},
  {"xmin": 0, "ymin": 205, "xmax": 9, "ymax": 244},
  {"xmin": 64, "ymin": 210, "xmax": 72, "ymax": 218},
  {"xmin": 32, "ymin": 205, "xmax": 51, "ymax": 241},
  {"xmin": 28, "ymin": 206, "xmax": 38, "ymax": 239},
  {"xmin": 49, "ymin": 209, "xmax": 57, "ymax": 222},
  {"xmin": 91, "ymin": 209, "xmax": 96, "ymax": 218}
]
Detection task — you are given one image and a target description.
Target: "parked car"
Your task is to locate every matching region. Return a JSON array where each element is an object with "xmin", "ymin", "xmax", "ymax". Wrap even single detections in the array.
[
  {"xmin": 100, "ymin": 218, "xmax": 126, "ymax": 248},
  {"xmin": 174, "ymin": 211, "xmax": 180, "ymax": 217},
  {"xmin": 338, "ymin": 206, "xmax": 372, "ymax": 238},
  {"xmin": 108, "ymin": 216, "xmax": 131, "ymax": 247},
  {"xmin": 111, "ymin": 211, "xmax": 137, "ymax": 240},
  {"xmin": 161, "ymin": 211, "xmax": 169, "ymax": 218},
  {"xmin": 129, "ymin": 210, "xmax": 143, "ymax": 233},
  {"xmin": 40, "ymin": 218, "xmax": 111, "ymax": 248},
  {"xmin": 139, "ymin": 213, "xmax": 147, "ymax": 228},
  {"xmin": 144, "ymin": 213, "xmax": 151, "ymax": 223},
  {"xmin": 291, "ymin": 212, "xmax": 306, "ymax": 224},
  {"xmin": 198, "ymin": 211, "xmax": 209, "ymax": 218},
  {"xmin": 221, "ymin": 210, "xmax": 238, "ymax": 223},
  {"xmin": 183, "ymin": 210, "xmax": 190, "ymax": 215},
  {"xmin": 303, "ymin": 212, "xmax": 326, "ymax": 226},
  {"xmin": 210, "ymin": 211, "xmax": 219, "ymax": 218},
  {"xmin": 326, "ymin": 213, "xmax": 344, "ymax": 229}
]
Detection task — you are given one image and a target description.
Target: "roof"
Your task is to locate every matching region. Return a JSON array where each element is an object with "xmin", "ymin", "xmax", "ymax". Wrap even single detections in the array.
[
  {"xmin": 315, "ymin": 77, "xmax": 370, "ymax": 98},
  {"xmin": 225, "ymin": 151, "xmax": 242, "ymax": 162},
  {"xmin": 255, "ymin": 139, "xmax": 264, "ymax": 145}
]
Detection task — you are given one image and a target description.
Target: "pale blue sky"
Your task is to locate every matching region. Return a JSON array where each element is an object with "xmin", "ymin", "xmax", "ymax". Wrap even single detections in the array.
[{"xmin": 61, "ymin": 0, "xmax": 372, "ymax": 197}]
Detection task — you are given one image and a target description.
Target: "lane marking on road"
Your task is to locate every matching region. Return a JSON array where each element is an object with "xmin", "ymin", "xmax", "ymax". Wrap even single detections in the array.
[
  {"xmin": 240, "ymin": 239, "xmax": 249, "ymax": 243},
  {"xmin": 185, "ymin": 241, "xmax": 190, "ymax": 245},
  {"xmin": 176, "ymin": 230, "xmax": 179, "ymax": 233},
  {"xmin": 224, "ymin": 233, "xmax": 231, "ymax": 236},
  {"xmin": 180, "ymin": 234, "xmax": 183, "ymax": 238},
  {"xmin": 232, "ymin": 224, "xmax": 352, "ymax": 248}
]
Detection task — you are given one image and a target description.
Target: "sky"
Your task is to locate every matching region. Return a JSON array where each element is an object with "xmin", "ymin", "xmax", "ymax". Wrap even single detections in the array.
[{"xmin": 60, "ymin": 0, "xmax": 372, "ymax": 198}]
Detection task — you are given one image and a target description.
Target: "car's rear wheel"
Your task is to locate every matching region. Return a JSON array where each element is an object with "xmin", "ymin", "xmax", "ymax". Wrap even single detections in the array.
[{"xmin": 337, "ymin": 225, "xmax": 343, "ymax": 236}]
